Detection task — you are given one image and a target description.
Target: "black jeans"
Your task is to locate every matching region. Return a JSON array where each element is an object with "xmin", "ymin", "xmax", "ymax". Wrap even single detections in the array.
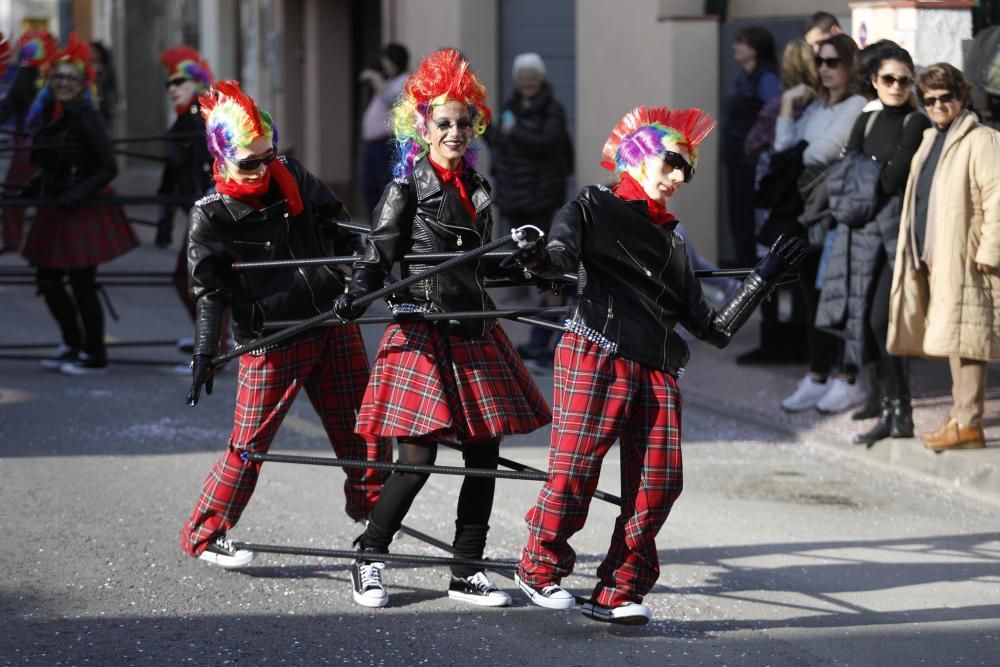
[{"xmin": 36, "ymin": 266, "xmax": 105, "ymax": 358}]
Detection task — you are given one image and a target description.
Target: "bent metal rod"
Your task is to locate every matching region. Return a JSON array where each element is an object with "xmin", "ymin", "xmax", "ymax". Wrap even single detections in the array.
[
  {"xmin": 240, "ymin": 452, "xmax": 548, "ymax": 481},
  {"xmin": 262, "ymin": 306, "xmax": 570, "ymax": 330},
  {"xmin": 228, "ymin": 542, "xmax": 518, "ymax": 570}
]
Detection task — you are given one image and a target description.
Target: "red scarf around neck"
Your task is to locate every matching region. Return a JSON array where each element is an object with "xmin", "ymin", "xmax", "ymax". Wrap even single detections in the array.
[
  {"xmin": 428, "ymin": 157, "xmax": 476, "ymax": 219},
  {"xmin": 213, "ymin": 157, "xmax": 304, "ymax": 217},
  {"xmin": 175, "ymin": 98, "xmax": 195, "ymax": 117},
  {"xmin": 614, "ymin": 172, "xmax": 676, "ymax": 224}
]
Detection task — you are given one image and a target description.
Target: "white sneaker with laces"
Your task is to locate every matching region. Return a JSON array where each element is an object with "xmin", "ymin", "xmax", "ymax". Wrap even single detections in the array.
[
  {"xmin": 816, "ymin": 377, "xmax": 867, "ymax": 414},
  {"xmin": 351, "ymin": 559, "xmax": 388, "ymax": 608},
  {"xmin": 514, "ymin": 572, "xmax": 576, "ymax": 609},
  {"xmin": 781, "ymin": 375, "xmax": 829, "ymax": 412},
  {"xmin": 197, "ymin": 536, "xmax": 256, "ymax": 569},
  {"xmin": 580, "ymin": 600, "xmax": 652, "ymax": 625},
  {"xmin": 448, "ymin": 571, "xmax": 512, "ymax": 607}
]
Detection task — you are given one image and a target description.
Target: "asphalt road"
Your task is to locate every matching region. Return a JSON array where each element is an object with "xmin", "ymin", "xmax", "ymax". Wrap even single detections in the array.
[{"xmin": 2, "ymin": 239, "xmax": 999, "ymax": 666}]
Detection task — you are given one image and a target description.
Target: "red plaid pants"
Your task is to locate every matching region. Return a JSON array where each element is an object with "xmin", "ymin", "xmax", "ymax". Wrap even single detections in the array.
[
  {"xmin": 181, "ymin": 325, "xmax": 390, "ymax": 557},
  {"xmin": 519, "ymin": 332, "xmax": 683, "ymax": 607}
]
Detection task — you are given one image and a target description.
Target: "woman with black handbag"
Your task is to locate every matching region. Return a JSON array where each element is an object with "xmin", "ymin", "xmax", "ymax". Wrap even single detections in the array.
[{"xmin": 817, "ymin": 45, "xmax": 930, "ymax": 445}]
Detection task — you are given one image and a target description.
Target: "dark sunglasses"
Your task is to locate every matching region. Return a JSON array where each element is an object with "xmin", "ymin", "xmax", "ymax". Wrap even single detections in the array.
[
  {"xmin": 51, "ymin": 73, "xmax": 82, "ymax": 84},
  {"xmin": 165, "ymin": 76, "xmax": 191, "ymax": 89},
  {"xmin": 233, "ymin": 149, "xmax": 277, "ymax": 171},
  {"xmin": 433, "ymin": 118, "xmax": 474, "ymax": 132},
  {"xmin": 663, "ymin": 150, "xmax": 694, "ymax": 183},
  {"xmin": 920, "ymin": 92, "xmax": 956, "ymax": 107},
  {"xmin": 814, "ymin": 56, "xmax": 842, "ymax": 70},
  {"xmin": 878, "ymin": 73, "xmax": 913, "ymax": 88}
]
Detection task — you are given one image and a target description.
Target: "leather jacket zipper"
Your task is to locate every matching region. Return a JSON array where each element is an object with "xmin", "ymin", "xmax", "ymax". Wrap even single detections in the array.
[
  {"xmin": 617, "ymin": 240, "xmax": 653, "ymax": 277},
  {"xmin": 234, "ymin": 240, "xmax": 273, "ymax": 250}
]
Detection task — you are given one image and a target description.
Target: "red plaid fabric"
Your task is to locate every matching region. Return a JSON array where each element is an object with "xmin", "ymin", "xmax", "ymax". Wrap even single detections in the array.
[
  {"xmin": 21, "ymin": 187, "xmax": 139, "ymax": 269},
  {"xmin": 518, "ymin": 332, "xmax": 683, "ymax": 607},
  {"xmin": 2, "ymin": 145, "xmax": 34, "ymax": 250},
  {"xmin": 356, "ymin": 322, "xmax": 551, "ymax": 442},
  {"xmin": 181, "ymin": 325, "xmax": 391, "ymax": 557}
]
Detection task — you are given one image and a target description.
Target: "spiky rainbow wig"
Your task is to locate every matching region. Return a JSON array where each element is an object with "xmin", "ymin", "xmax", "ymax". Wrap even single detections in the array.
[
  {"xmin": 600, "ymin": 105, "xmax": 716, "ymax": 177},
  {"xmin": 389, "ymin": 48, "xmax": 492, "ymax": 179},
  {"xmin": 15, "ymin": 29, "xmax": 56, "ymax": 68},
  {"xmin": 160, "ymin": 46, "xmax": 213, "ymax": 91},
  {"xmin": 49, "ymin": 33, "xmax": 95, "ymax": 86},
  {"xmin": 199, "ymin": 80, "xmax": 276, "ymax": 175}
]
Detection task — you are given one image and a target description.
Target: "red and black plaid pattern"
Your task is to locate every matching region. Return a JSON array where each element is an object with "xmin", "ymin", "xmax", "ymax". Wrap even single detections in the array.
[
  {"xmin": 518, "ymin": 331, "xmax": 683, "ymax": 607},
  {"xmin": 356, "ymin": 322, "xmax": 551, "ymax": 442},
  {"xmin": 2, "ymin": 146, "xmax": 35, "ymax": 250},
  {"xmin": 181, "ymin": 325, "xmax": 391, "ymax": 557},
  {"xmin": 21, "ymin": 188, "xmax": 139, "ymax": 269}
]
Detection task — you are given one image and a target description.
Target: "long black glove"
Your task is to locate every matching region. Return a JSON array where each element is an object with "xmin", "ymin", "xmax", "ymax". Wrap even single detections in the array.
[
  {"xmin": 333, "ymin": 293, "xmax": 364, "ymax": 322},
  {"xmin": 500, "ymin": 236, "xmax": 549, "ymax": 272},
  {"xmin": 186, "ymin": 354, "xmax": 215, "ymax": 407},
  {"xmin": 755, "ymin": 234, "xmax": 809, "ymax": 281}
]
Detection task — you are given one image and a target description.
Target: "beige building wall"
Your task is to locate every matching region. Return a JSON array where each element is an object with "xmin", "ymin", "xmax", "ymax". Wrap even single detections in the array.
[{"xmin": 728, "ymin": 0, "xmax": 852, "ymax": 19}]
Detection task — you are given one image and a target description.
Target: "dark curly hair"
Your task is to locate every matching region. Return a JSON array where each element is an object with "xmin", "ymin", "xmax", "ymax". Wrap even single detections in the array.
[{"xmin": 917, "ymin": 62, "xmax": 973, "ymax": 106}]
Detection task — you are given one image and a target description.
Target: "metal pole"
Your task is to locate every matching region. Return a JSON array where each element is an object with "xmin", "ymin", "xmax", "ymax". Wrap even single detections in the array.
[
  {"xmin": 229, "ymin": 542, "xmax": 518, "ymax": 570},
  {"xmin": 240, "ymin": 452, "xmax": 548, "ymax": 481},
  {"xmin": 261, "ymin": 306, "xmax": 570, "ymax": 330}
]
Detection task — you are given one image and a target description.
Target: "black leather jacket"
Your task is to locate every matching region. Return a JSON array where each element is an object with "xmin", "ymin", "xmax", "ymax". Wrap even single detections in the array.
[
  {"xmin": 187, "ymin": 157, "xmax": 359, "ymax": 356},
  {"xmin": 29, "ymin": 95, "xmax": 117, "ymax": 200},
  {"xmin": 533, "ymin": 185, "xmax": 771, "ymax": 373},
  {"xmin": 350, "ymin": 157, "xmax": 498, "ymax": 337}
]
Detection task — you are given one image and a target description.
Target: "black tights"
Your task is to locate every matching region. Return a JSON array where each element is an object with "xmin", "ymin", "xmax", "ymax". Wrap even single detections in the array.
[
  {"xmin": 36, "ymin": 267, "xmax": 105, "ymax": 357},
  {"xmin": 362, "ymin": 436, "xmax": 501, "ymax": 577}
]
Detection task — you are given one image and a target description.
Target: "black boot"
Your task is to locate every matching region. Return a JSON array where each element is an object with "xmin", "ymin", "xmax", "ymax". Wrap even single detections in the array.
[
  {"xmin": 851, "ymin": 365, "xmax": 881, "ymax": 420},
  {"xmin": 889, "ymin": 398, "xmax": 914, "ymax": 438},
  {"xmin": 852, "ymin": 398, "xmax": 893, "ymax": 445}
]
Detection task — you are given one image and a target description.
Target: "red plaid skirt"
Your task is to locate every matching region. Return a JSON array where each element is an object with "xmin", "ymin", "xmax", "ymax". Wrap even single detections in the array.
[
  {"xmin": 21, "ymin": 188, "xmax": 139, "ymax": 269},
  {"xmin": 356, "ymin": 322, "xmax": 552, "ymax": 441}
]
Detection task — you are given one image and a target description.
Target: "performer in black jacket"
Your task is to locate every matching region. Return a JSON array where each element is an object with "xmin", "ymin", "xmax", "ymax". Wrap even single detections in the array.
[
  {"xmin": 179, "ymin": 80, "xmax": 390, "ymax": 569},
  {"xmin": 511, "ymin": 106, "xmax": 807, "ymax": 625}
]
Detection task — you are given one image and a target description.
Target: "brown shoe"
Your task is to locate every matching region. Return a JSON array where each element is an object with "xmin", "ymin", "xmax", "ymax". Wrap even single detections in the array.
[{"xmin": 921, "ymin": 418, "xmax": 986, "ymax": 452}]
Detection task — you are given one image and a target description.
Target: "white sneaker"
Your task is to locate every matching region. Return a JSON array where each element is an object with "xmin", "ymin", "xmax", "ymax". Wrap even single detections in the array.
[
  {"xmin": 448, "ymin": 571, "xmax": 512, "ymax": 607},
  {"xmin": 816, "ymin": 377, "xmax": 867, "ymax": 414},
  {"xmin": 514, "ymin": 572, "xmax": 576, "ymax": 610},
  {"xmin": 351, "ymin": 558, "xmax": 388, "ymax": 608},
  {"xmin": 581, "ymin": 600, "xmax": 652, "ymax": 625},
  {"xmin": 197, "ymin": 536, "xmax": 256, "ymax": 569},
  {"xmin": 781, "ymin": 375, "xmax": 830, "ymax": 412}
]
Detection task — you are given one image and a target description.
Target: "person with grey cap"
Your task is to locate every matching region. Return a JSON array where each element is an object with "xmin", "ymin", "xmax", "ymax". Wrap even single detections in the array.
[{"xmin": 486, "ymin": 52, "xmax": 573, "ymax": 365}]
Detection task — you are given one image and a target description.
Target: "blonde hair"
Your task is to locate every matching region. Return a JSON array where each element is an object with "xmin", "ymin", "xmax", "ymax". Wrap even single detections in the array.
[{"xmin": 780, "ymin": 39, "xmax": 819, "ymax": 92}]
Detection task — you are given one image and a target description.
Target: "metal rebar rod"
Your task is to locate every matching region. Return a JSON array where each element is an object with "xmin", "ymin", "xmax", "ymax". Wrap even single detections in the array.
[
  {"xmin": 0, "ymin": 194, "xmax": 197, "ymax": 208},
  {"xmin": 229, "ymin": 542, "xmax": 518, "ymax": 570},
  {"xmin": 0, "ymin": 339, "xmax": 181, "ymax": 350},
  {"xmin": 395, "ymin": 524, "xmax": 516, "ymax": 582},
  {"xmin": 0, "ymin": 353, "xmax": 180, "ymax": 366},
  {"xmin": 240, "ymin": 452, "xmax": 548, "ymax": 481},
  {"xmin": 262, "ymin": 306, "xmax": 570, "ymax": 330}
]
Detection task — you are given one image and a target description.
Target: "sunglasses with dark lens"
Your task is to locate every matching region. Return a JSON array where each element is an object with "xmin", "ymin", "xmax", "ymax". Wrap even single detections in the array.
[
  {"xmin": 814, "ymin": 56, "xmax": 842, "ymax": 70},
  {"xmin": 878, "ymin": 73, "xmax": 913, "ymax": 88},
  {"xmin": 51, "ymin": 73, "xmax": 83, "ymax": 84},
  {"xmin": 663, "ymin": 150, "xmax": 694, "ymax": 183},
  {"xmin": 165, "ymin": 76, "xmax": 191, "ymax": 89},
  {"xmin": 921, "ymin": 92, "xmax": 956, "ymax": 107},
  {"xmin": 433, "ymin": 118, "xmax": 474, "ymax": 132},
  {"xmin": 234, "ymin": 150, "xmax": 277, "ymax": 171}
]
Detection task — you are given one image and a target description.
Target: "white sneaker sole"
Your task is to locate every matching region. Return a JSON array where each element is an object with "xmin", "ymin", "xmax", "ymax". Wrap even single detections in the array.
[
  {"xmin": 514, "ymin": 573, "xmax": 576, "ymax": 610},
  {"xmin": 580, "ymin": 601, "xmax": 651, "ymax": 625},
  {"xmin": 448, "ymin": 589, "xmax": 512, "ymax": 607},
  {"xmin": 59, "ymin": 365, "xmax": 109, "ymax": 376},
  {"xmin": 352, "ymin": 589, "xmax": 389, "ymax": 608},
  {"xmin": 197, "ymin": 549, "xmax": 256, "ymax": 569}
]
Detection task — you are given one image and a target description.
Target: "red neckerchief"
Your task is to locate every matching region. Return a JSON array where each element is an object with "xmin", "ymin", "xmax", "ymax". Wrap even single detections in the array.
[
  {"xmin": 212, "ymin": 158, "xmax": 304, "ymax": 217},
  {"xmin": 428, "ymin": 157, "xmax": 476, "ymax": 219},
  {"xmin": 614, "ymin": 172, "xmax": 676, "ymax": 224},
  {"xmin": 174, "ymin": 98, "xmax": 195, "ymax": 117}
]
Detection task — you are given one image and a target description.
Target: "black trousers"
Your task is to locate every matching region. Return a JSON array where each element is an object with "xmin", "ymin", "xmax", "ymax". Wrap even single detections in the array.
[
  {"xmin": 36, "ymin": 266, "xmax": 105, "ymax": 358},
  {"xmin": 869, "ymin": 256, "xmax": 910, "ymax": 401}
]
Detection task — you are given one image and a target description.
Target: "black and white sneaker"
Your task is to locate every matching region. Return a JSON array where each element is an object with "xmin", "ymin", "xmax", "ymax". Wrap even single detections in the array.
[
  {"xmin": 580, "ymin": 600, "xmax": 651, "ymax": 625},
  {"xmin": 197, "ymin": 536, "xmax": 256, "ymax": 569},
  {"xmin": 351, "ymin": 558, "xmax": 388, "ymax": 608},
  {"xmin": 60, "ymin": 352, "xmax": 108, "ymax": 375},
  {"xmin": 448, "ymin": 572, "xmax": 512, "ymax": 607},
  {"xmin": 514, "ymin": 572, "xmax": 576, "ymax": 610},
  {"xmin": 40, "ymin": 345, "xmax": 79, "ymax": 370}
]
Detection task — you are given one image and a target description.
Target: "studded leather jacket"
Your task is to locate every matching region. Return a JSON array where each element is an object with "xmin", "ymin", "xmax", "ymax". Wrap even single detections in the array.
[
  {"xmin": 187, "ymin": 157, "xmax": 360, "ymax": 356},
  {"xmin": 532, "ymin": 185, "xmax": 773, "ymax": 374},
  {"xmin": 349, "ymin": 156, "xmax": 499, "ymax": 337}
]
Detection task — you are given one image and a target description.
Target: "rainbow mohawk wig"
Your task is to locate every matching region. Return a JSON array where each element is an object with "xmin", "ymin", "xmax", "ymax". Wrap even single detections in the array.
[
  {"xmin": 600, "ymin": 105, "xmax": 716, "ymax": 175},
  {"xmin": 199, "ymin": 80, "xmax": 275, "ymax": 166},
  {"xmin": 15, "ymin": 29, "xmax": 56, "ymax": 68},
  {"xmin": 390, "ymin": 48, "xmax": 492, "ymax": 179},
  {"xmin": 50, "ymin": 33, "xmax": 95, "ymax": 85},
  {"xmin": 160, "ymin": 46, "xmax": 213, "ymax": 90}
]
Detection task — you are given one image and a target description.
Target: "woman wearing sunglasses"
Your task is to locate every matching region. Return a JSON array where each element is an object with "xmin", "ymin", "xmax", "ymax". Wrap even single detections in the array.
[
  {"xmin": 815, "ymin": 45, "xmax": 931, "ymax": 447},
  {"xmin": 179, "ymin": 80, "xmax": 391, "ymax": 569},
  {"xmin": 889, "ymin": 63, "xmax": 1000, "ymax": 452},
  {"xmin": 772, "ymin": 33, "xmax": 867, "ymax": 415},
  {"xmin": 21, "ymin": 34, "xmax": 138, "ymax": 374},
  {"xmin": 510, "ymin": 106, "xmax": 806, "ymax": 624}
]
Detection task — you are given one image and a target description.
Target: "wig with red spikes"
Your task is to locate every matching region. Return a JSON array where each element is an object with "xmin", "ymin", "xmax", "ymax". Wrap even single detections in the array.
[
  {"xmin": 600, "ymin": 105, "xmax": 716, "ymax": 175},
  {"xmin": 199, "ymin": 80, "xmax": 276, "ymax": 166},
  {"xmin": 160, "ymin": 45, "xmax": 213, "ymax": 90},
  {"xmin": 14, "ymin": 29, "xmax": 57, "ymax": 68},
  {"xmin": 50, "ymin": 33, "xmax": 95, "ymax": 85}
]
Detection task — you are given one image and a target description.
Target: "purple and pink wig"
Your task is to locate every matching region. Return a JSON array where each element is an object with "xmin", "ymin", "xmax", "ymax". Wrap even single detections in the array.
[
  {"xmin": 199, "ymin": 80, "xmax": 276, "ymax": 177},
  {"xmin": 600, "ymin": 105, "xmax": 716, "ymax": 178}
]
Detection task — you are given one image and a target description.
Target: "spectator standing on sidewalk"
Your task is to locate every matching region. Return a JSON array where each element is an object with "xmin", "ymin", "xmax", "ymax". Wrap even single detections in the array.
[
  {"xmin": 485, "ymin": 52, "xmax": 572, "ymax": 365},
  {"xmin": 889, "ymin": 64, "xmax": 1000, "ymax": 452},
  {"xmin": 772, "ymin": 34, "xmax": 866, "ymax": 414},
  {"xmin": 359, "ymin": 43, "xmax": 409, "ymax": 218},
  {"xmin": 21, "ymin": 35, "xmax": 138, "ymax": 375},
  {"xmin": 803, "ymin": 12, "xmax": 842, "ymax": 53}
]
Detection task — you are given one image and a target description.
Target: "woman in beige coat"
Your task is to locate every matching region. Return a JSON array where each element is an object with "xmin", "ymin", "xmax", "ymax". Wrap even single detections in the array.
[{"xmin": 888, "ymin": 63, "xmax": 1000, "ymax": 451}]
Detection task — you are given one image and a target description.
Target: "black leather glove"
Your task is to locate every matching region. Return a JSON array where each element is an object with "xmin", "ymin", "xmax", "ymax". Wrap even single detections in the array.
[
  {"xmin": 755, "ymin": 234, "xmax": 809, "ymax": 282},
  {"xmin": 500, "ymin": 237, "xmax": 549, "ymax": 272},
  {"xmin": 334, "ymin": 292, "xmax": 364, "ymax": 322},
  {"xmin": 186, "ymin": 354, "xmax": 215, "ymax": 407}
]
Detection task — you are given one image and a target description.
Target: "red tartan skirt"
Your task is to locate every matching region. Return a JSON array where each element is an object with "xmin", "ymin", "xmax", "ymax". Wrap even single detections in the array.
[
  {"xmin": 21, "ymin": 187, "xmax": 139, "ymax": 269},
  {"xmin": 356, "ymin": 322, "xmax": 552, "ymax": 442}
]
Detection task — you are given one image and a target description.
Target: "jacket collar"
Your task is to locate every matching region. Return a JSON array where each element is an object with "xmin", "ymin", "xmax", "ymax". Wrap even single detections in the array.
[
  {"xmin": 218, "ymin": 189, "xmax": 288, "ymax": 222},
  {"xmin": 939, "ymin": 110, "xmax": 979, "ymax": 155},
  {"xmin": 412, "ymin": 156, "xmax": 493, "ymax": 214}
]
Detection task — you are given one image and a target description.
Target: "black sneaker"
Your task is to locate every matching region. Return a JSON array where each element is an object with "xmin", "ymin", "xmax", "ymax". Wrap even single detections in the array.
[
  {"xmin": 580, "ymin": 600, "xmax": 652, "ymax": 625},
  {"xmin": 514, "ymin": 572, "xmax": 575, "ymax": 609},
  {"xmin": 351, "ymin": 558, "xmax": 388, "ymax": 608},
  {"xmin": 60, "ymin": 352, "xmax": 108, "ymax": 375},
  {"xmin": 197, "ymin": 536, "xmax": 256, "ymax": 569},
  {"xmin": 448, "ymin": 572, "xmax": 511, "ymax": 607},
  {"xmin": 40, "ymin": 345, "xmax": 79, "ymax": 370}
]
